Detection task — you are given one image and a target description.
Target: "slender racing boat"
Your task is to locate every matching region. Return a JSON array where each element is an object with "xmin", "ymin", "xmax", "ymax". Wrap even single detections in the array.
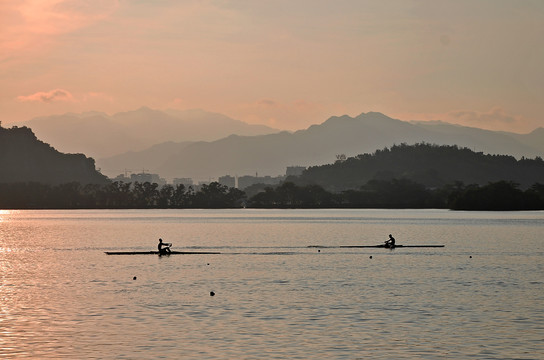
[
  {"xmin": 105, "ymin": 251, "xmax": 221, "ymax": 255},
  {"xmin": 308, "ymin": 244, "xmax": 445, "ymax": 248}
]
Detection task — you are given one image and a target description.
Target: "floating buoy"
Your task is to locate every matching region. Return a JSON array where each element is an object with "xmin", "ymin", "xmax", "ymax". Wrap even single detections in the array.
[
  {"xmin": 469, "ymin": 256, "xmax": 472, "ymax": 259},
  {"xmin": 318, "ymin": 249, "xmax": 320, "ymax": 253},
  {"xmin": 210, "ymin": 291, "xmax": 215, "ymax": 296},
  {"xmin": 207, "ymin": 263, "xmax": 210, "ymax": 265},
  {"xmin": 133, "ymin": 276, "xmax": 137, "ymax": 280},
  {"xmin": 369, "ymin": 256, "xmax": 372, "ymax": 259}
]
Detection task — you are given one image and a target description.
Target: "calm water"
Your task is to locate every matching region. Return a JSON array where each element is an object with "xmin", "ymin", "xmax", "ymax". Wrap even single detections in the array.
[{"xmin": 0, "ymin": 209, "xmax": 543, "ymax": 359}]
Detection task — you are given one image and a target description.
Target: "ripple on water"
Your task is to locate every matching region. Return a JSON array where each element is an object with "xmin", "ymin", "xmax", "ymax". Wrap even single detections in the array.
[{"xmin": 0, "ymin": 209, "xmax": 543, "ymax": 359}]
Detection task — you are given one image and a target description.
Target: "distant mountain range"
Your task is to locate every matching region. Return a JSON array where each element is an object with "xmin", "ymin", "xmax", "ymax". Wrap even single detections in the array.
[
  {"xmin": 19, "ymin": 107, "xmax": 279, "ymax": 159},
  {"xmin": 0, "ymin": 125, "xmax": 108, "ymax": 185},
  {"xmin": 97, "ymin": 112, "xmax": 544, "ymax": 181}
]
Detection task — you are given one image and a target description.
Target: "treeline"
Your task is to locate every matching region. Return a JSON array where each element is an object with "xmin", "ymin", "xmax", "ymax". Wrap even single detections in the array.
[
  {"xmin": 1, "ymin": 179, "xmax": 543, "ymax": 210},
  {"xmin": 0, "ymin": 181, "xmax": 245, "ymax": 209},
  {"xmin": 251, "ymin": 180, "xmax": 544, "ymax": 210},
  {"xmin": 295, "ymin": 143, "xmax": 544, "ymax": 191}
]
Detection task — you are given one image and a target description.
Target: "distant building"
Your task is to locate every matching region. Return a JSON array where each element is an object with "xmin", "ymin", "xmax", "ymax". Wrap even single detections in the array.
[
  {"xmin": 130, "ymin": 172, "xmax": 166, "ymax": 187},
  {"xmin": 286, "ymin": 166, "xmax": 306, "ymax": 177},
  {"xmin": 110, "ymin": 172, "xmax": 166, "ymax": 186},
  {"xmin": 237, "ymin": 175, "xmax": 284, "ymax": 190},
  {"xmin": 112, "ymin": 174, "xmax": 131, "ymax": 183},
  {"xmin": 130, "ymin": 172, "xmax": 153, "ymax": 183},
  {"xmin": 173, "ymin": 177, "xmax": 193, "ymax": 187},
  {"xmin": 218, "ymin": 175, "xmax": 236, "ymax": 188}
]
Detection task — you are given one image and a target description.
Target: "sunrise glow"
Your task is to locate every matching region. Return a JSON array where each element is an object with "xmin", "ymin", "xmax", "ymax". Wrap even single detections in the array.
[{"xmin": 1, "ymin": 1, "xmax": 542, "ymax": 132}]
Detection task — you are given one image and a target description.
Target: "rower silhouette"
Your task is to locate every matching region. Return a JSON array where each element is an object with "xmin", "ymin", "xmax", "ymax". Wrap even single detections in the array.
[
  {"xmin": 158, "ymin": 238, "xmax": 172, "ymax": 255},
  {"xmin": 385, "ymin": 234, "xmax": 396, "ymax": 248}
]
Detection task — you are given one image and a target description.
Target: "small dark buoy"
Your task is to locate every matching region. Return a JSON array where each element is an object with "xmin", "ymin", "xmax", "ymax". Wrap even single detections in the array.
[
  {"xmin": 133, "ymin": 276, "xmax": 137, "ymax": 280},
  {"xmin": 469, "ymin": 256, "xmax": 472, "ymax": 259},
  {"xmin": 369, "ymin": 256, "xmax": 372, "ymax": 259},
  {"xmin": 207, "ymin": 263, "xmax": 210, "ymax": 265},
  {"xmin": 210, "ymin": 291, "xmax": 215, "ymax": 296},
  {"xmin": 318, "ymin": 249, "xmax": 320, "ymax": 252}
]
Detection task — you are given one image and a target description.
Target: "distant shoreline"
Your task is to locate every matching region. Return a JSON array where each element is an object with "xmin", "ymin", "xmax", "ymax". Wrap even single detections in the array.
[{"xmin": 1, "ymin": 179, "xmax": 542, "ymax": 211}]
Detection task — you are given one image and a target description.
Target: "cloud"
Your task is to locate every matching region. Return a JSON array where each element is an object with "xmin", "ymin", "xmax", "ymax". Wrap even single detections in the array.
[
  {"xmin": 448, "ymin": 108, "xmax": 518, "ymax": 126},
  {"xmin": 230, "ymin": 98, "xmax": 335, "ymax": 130},
  {"xmin": 258, "ymin": 99, "xmax": 278, "ymax": 107},
  {"xmin": 83, "ymin": 92, "xmax": 114, "ymax": 103},
  {"xmin": 17, "ymin": 89, "xmax": 74, "ymax": 103}
]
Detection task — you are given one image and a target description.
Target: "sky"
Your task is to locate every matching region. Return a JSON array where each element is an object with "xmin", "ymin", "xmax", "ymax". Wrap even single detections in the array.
[{"xmin": 1, "ymin": 0, "xmax": 543, "ymax": 133}]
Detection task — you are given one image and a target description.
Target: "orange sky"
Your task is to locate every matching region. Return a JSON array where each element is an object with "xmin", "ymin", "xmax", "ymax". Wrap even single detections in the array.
[{"xmin": 1, "ymin": 1, "xmax": 543, "ymax": 133}]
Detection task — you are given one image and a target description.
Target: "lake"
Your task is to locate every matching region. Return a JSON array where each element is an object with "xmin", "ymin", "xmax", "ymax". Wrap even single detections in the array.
[{"xmin": 0, "ymin": 209, "xmax": 543, "ymax": 359}]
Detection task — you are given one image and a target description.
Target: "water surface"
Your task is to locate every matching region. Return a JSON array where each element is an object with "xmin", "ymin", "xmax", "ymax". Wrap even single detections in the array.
[{"xmin": 0, "ymin": 209, "xmax": 542, "ymax": 359}]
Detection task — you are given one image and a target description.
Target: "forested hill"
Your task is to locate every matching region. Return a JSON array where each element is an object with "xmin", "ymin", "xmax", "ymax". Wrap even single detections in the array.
[
  {"xmin": 293, "ymin": 143, "xmax": 544, "ymax": 191},
  {"xmin": 0, "ymin": 125, "xmax": 109, "ymax": 185}
]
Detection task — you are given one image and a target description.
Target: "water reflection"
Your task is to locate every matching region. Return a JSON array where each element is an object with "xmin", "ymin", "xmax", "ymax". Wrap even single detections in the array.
[
  {"xmin": 0, "ymin": 210, "xmax": 17, "ymax": 223},
  {"xmin": 0, "ymin": 209, "xmax": 542, "ymax": 359}
]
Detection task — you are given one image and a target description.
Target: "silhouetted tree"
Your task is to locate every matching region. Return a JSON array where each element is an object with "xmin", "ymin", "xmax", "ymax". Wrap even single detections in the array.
[
  {"xmin": 450, "ymin": 181, "xmax": 526, "ymax": 210},
  {"xmin": 249, "ymin": 182, "xmax": 339, "ymax": 208},
  {"xmin": 158, "ymin": 184, "xmax": 174, "ymax": 208},
  {"xmin": 192, "ymin": 182, "xmax": 245, "ymax": 208},
  {"xmin": 0, "ymin": 178, "xmax": 542, "ymax": 210},
  {"xmin": 106, "ymin": 181, "xmax": 133, "ymax": 208},
  {"xmin": 295, "ymin": 143, "xmax": 544, "ymax": 191},
  {"xmin": 133, "ymin": 181, "xmax": 159, "ymax": 208}
]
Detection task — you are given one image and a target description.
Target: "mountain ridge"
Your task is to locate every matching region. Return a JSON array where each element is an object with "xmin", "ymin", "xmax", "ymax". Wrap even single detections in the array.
[
  {"xmin": 0, "ymin": 125, "xmax": 109, "ymax": 185},
  {"xmin": 98, "ymin": 112, "xmax": 543, "ymax": 181},
  {"xmin": 17, "ymin": 107, "xmax": 280, "ymax": 159}
]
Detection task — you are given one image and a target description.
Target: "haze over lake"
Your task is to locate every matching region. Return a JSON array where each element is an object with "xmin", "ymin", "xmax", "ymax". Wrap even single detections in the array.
[
  {"xmin": 2, "ymin": 2, "xmax": 544, "ymax": 358},
  {"xmin": 1, "ymin": 209, "xmax": 542, "ymax": 359}
]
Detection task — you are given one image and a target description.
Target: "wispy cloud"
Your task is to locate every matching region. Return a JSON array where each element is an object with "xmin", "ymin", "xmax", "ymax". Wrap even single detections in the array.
[
  {"xmin": 2, "ymin": 1, "xmax": 542, "ymax": 133},
  {"xmin": 17, "ymin": 89, "xmax": 74, "ymax": 103},
  {"xmin": 448, "ymin": 108, "xmax": 519, "ymax": 127},
  {"xmin": 258, "ymin": 99, "xmax": 278, "ymax": 107},
  {"xmin": 231, "ymin": 98, "xmax": 337, "ymax": 129},
  {"xmin": 83, "ymin": 92, "xmax": 114, "ymax": 103}
]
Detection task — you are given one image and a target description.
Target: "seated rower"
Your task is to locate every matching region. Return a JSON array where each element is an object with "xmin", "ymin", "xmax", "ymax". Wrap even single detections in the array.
[
  {"xmin": 158, "ymin": 238, "xmax": 172, "ymax": 254},
  {"xmin": 385, "ymin": 234, "xmax": 396, "ymax": 248}
]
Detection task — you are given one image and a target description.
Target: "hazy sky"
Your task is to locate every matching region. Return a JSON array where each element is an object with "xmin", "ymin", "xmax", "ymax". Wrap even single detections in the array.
[{"xmin": 1, "ymin": 0, "xmax": 543, "ymax": 133}]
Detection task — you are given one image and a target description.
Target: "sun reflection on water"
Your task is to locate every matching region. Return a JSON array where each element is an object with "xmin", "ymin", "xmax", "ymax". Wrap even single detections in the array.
[
  {"xmin": 0, "ymin": 210, "xmax": 18, "ymax": 223},
  {"xmin": 0, "ymin": 209, "xmax": 542, "ymax": 358}
]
